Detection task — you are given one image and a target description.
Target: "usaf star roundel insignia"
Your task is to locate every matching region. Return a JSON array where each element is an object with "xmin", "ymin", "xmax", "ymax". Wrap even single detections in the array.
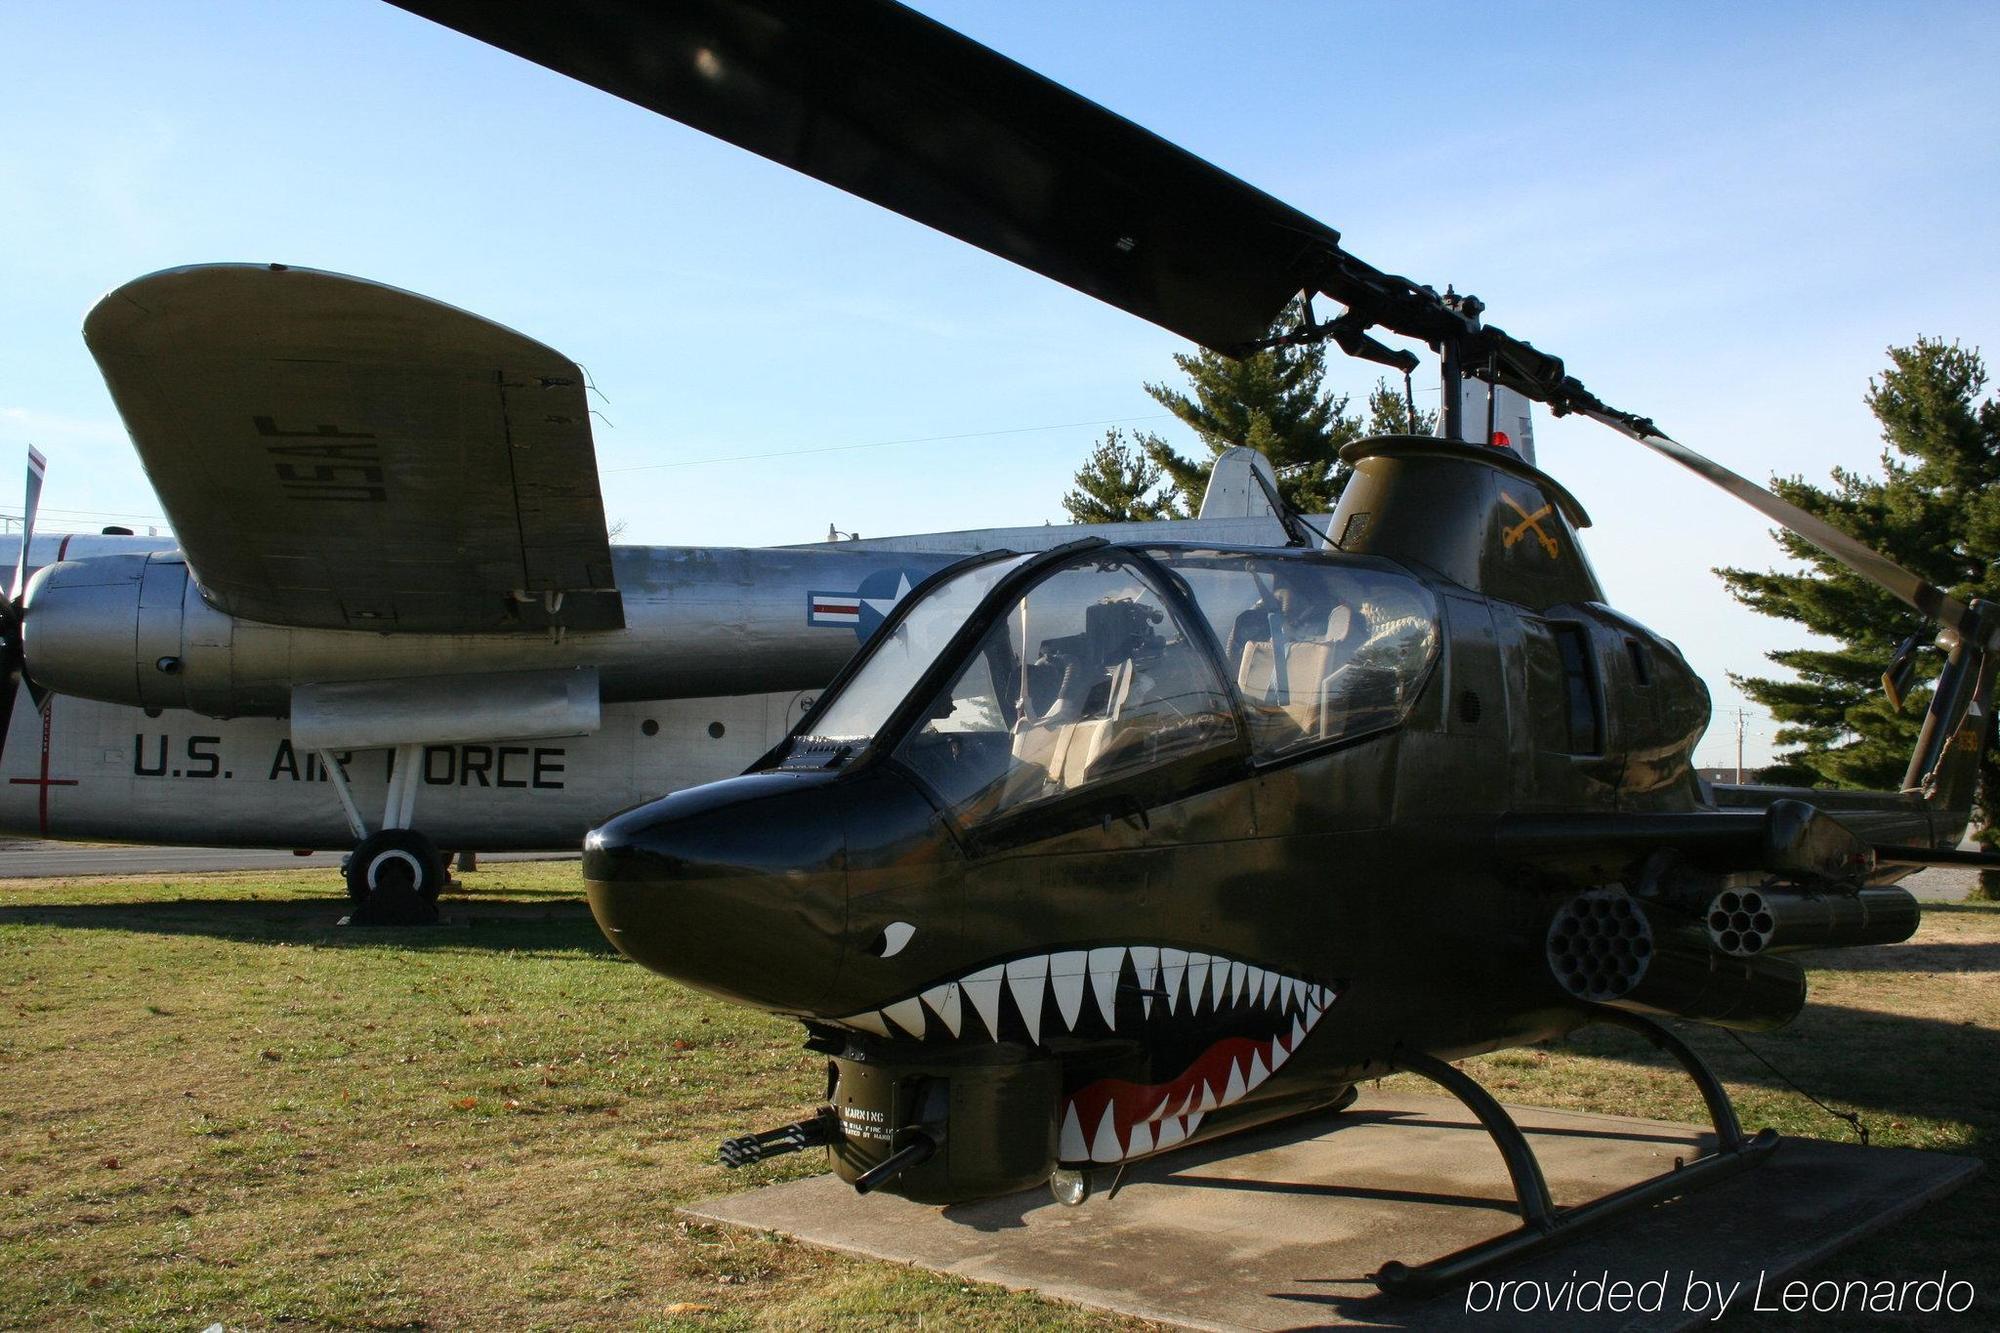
[{"xmin": 807, "ymin": 569, "xmax": 921, "ymax": 642}]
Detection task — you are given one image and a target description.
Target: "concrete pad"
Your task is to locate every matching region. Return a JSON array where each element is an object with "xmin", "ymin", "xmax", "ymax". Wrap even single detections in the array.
[{"xmin": 686, "ymin": 1091, "xmax": 1979, "ymax": 1331}]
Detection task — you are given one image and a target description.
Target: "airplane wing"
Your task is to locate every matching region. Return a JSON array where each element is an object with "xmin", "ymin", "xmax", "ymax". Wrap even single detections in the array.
[{"xmin": 84, "ymin": 264, "xmax": 624, "ymax": 634}]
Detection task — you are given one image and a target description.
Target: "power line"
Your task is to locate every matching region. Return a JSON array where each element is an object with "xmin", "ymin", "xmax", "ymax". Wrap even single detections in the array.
[{"xmin": 0, "ymin": 505, "xmax": 171, "ymax": 525}]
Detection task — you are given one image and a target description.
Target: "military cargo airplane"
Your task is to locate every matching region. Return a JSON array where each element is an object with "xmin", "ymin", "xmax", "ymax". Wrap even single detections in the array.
[
  {"xmin": 0, "ymin": 262, "xmax": 1308, "ymax": 908},
  {"xmin": 381, "ymin": 0, "xmax": 2000, "ymax": 1290}
]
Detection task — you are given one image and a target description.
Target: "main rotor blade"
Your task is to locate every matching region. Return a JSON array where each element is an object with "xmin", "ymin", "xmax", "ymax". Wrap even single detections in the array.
[
  {"xmin": 390, "ymin": 0, "xmax": 1987, "ymax": 653},
  {"xmin": 387, "ymin": 0, "xmax": 1335, "ymax": 353},
  {"xmin": 1580, "ymin": 409, "xmax": 1978, "ymax": 639},
  {"xmin": 10, "ymin": 446, "xmax": 44, "ymax": 606}
]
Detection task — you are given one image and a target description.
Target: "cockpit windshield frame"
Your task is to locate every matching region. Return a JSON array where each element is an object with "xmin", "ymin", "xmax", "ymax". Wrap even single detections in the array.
[
  {"xmin": 1139, "ymin": 544, "xmax": 1444, "ymax": 771},
  {"xmin": 890, "ymin": 545, "xmax": 1255, "ymax": 846},
  {"xmin": 757, "ymin": 538, "xmax": 1109, "ymax": 772},
  {"xmin": 758, "ymin": 541, "xmax": 1443, "ymax": 844}
]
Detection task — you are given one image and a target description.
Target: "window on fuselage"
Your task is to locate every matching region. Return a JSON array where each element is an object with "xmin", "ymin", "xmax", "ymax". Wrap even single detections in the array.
[
  {"xmin": 1554, "ymin": 623, "xmax": 1603, "ymax": 754},
  {"xmin": 894, "ymin": 555, "xmax": 1238, "ymax": 825},
  {"xmin": 1156, "ymin": 550, "xmax": 1440, "ymax": 760}
]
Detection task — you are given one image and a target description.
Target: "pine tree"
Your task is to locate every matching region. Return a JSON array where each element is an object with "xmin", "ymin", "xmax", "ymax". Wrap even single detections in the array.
[
  {"xmin": 1717, "ymin": 338, "xmax": 2000, "ymax": 886},
  {"xmin": 1365, "ymin": 377, "xmax": 1437, "ymax": 437},
  {"xmin": 1134, "ymin": 302, "xmax": 1370, "ymax": 516},
  {"xmin": 1060, "ymin": 428, "xmax": 1170, "ymax": 523}
]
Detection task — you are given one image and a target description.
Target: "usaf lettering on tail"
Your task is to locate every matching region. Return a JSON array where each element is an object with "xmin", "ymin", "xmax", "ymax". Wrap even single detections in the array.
[{"xmin": 255, "ymin": 415, "xmax": 388, "ymax": 503}]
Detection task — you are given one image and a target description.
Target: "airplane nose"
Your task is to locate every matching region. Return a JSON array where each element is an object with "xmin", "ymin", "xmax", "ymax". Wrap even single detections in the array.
[{"xmin": 584, "ymin": 772, "xmax": 850, "ymax": 1013}]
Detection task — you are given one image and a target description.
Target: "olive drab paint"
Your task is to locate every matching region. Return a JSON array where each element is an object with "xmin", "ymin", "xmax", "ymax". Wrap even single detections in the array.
[
  {"xmin": 374, "ymin": 0, "xmax": 2000, "ymax": 1287},
  {"xmin": 583, "ymin": 440, "xmax": 1976, "ymax": 1228}
]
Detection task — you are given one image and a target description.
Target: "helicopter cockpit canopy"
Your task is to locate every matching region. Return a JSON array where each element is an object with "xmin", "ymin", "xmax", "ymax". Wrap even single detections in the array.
[{"xmin": 777, "ymin": 543, "xmax": 1440, "ymax": 829}]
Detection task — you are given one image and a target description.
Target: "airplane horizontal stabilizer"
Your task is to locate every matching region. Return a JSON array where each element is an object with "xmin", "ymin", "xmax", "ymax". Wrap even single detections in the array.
[{"xmin": 85, "ymin": 264, "xmax": 623, "ymax": 634}]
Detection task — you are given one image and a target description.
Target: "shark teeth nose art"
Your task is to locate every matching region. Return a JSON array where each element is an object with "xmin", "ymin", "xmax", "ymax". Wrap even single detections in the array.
[
  {"xmin": 1057, "ymin": 996, "xmax": 1332, "ymax": 1165},
  {"xmin": 834, "ymin": 947, "xmax": 1340, "ymax": 1164},
  {"xmin": 835, "ymin": 946, "xmax": 1334, "ymax": 1045}
]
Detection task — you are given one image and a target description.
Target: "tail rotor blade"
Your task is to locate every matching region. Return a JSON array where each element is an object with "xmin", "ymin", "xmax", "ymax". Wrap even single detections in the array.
[
  {"xmin": 1579, "ymin": 410, "xmax": 1976, "ymax": 640},
  {"xmin": 11, "ymin": 446, "xmax": 45, "ymax": 606}
]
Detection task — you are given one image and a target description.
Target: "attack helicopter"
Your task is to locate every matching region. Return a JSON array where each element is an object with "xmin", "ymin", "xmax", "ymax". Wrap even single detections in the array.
[{"xmin": 393, "ymin": 0, "xmax": 1999, "ymax": 1291}]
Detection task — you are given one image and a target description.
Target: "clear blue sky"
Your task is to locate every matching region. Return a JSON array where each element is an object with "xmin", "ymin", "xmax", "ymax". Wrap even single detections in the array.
[{"xmin": 4, "ymin": 1, "xmax": 1997, "ymax": 768}]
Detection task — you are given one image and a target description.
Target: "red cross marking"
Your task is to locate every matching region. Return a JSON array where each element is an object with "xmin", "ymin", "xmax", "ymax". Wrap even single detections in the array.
[{"xmin": 9, "ymin": 701, "xmax": 76, "ymax": 836}]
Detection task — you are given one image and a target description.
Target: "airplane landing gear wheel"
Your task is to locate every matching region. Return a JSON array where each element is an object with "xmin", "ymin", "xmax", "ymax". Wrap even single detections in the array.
[{"xmin": 345, "ymin": 830, "xmax": 446, "ymax": 906}]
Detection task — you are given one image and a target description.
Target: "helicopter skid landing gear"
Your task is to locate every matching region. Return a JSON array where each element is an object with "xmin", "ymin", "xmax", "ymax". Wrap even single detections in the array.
[{"xmin": 1371, "ymin": 1009, "xmax": 1778, "ymax": 1296}]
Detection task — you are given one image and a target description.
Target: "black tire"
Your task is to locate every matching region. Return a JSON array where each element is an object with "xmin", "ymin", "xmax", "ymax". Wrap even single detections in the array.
[{"xmin": 344, "ymin": 829, "xmax": 446, "ymax": 903}]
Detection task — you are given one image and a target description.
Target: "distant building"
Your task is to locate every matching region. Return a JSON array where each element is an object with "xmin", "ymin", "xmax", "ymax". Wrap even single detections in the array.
[{"xmin": 1698, "ymin": 767, "xmax": 1747, "ymax": 785}]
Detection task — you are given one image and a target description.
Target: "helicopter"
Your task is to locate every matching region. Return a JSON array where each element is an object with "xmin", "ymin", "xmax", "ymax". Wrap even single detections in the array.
[{"xmin": 392, "ymin": 0, "xmax": 1999, "ymax": 1292}]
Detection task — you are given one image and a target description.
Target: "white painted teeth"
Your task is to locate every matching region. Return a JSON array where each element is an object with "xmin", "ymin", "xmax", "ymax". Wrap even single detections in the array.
[
  {"xmin": 1089, "ymin": 1104, "xmax": 1122, "ymax": 1163},
  {"xmin": 959, "ymin": 964, "xmax": 1003, "ymax": 1041},
  {"xmin": 1160, "ymin": 949, "xmax": 1187, "ymax": 1015},
  {"xmin": 1005, "ymin": 955, "xmax": 1049, "ymax": 1046},
  {"xmin": 1088, "ymin": 946, "xmax": 1123, "ymax": 1030},
  {"xmin": 1056, "ymin": 1012, "xmax": 1328, "ymax": 1167},
  {"xmin": 834, "ymin": 947, "xmax": 1340, "ymax": 1044},
  {"xmin": 881, "ymin": 995, "xmax": 927, "ymax": 1038},
  {"xmin": 845, "ymin": 1010, "xmax": 891, "ymax": 1038},
  {"xmin": 1081, "ymin": 1108, "xmax": 1207, "ymax": 1164},
  {"xmin": 1059, "ymin": 1103, "xmax": 1087, "ymax": 1161},
  {"xmin": 1185, "ymin": 953, "xmax": 1210, "ymax": 1011},
  {"xmin": 920, "ymin": 981, "xmax": 962, "ymax": 1038},
  {"xmin": 1048, "ymin": 950, "xmax": 1087, "ymax": 1032}
]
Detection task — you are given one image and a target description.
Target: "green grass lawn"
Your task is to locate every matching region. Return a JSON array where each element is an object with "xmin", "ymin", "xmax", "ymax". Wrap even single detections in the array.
[{"xmin": 1, "ymin": 865, "xmax": 1993, "ymax": 1330}]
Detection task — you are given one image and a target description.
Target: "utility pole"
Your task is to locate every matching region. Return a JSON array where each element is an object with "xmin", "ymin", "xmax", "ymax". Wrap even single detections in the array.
[{"xmin": 1735, "ymin": 708, "xmax": 1747, "ymax": 785}]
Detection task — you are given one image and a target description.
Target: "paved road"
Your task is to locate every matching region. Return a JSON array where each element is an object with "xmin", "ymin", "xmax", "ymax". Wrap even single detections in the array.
[
  {"xmin": 1901, "ymin": 864, "xmax": 1984, "ymax": 902},
  {"xmin": 0, "ymin": 841, "xmax": 576, "ymax": 879}
]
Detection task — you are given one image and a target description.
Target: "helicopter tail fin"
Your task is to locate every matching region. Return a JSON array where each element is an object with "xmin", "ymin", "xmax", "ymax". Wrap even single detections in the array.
[
  {"xmin": 1901, "ymin": 606, "xmax": 1998, "ymax": 824},
  {"xmin": 1196, "ymin": 447, "xmax": 1284, "ymax": 521}
]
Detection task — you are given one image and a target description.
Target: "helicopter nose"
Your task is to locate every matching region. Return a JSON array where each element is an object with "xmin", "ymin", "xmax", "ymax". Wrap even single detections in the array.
[{"xmin": 583, "ymin": 772, "xmax": 849, "ymax": 1014}]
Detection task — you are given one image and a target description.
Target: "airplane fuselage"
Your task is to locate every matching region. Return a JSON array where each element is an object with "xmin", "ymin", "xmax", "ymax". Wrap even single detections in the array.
[
  {"xmin": 0, "ymin": 689, "xmax": 806, "ymax": 849},
  {"xmin": 0, "ymin": 507, "xmax": 1297, "ymax": 851}
]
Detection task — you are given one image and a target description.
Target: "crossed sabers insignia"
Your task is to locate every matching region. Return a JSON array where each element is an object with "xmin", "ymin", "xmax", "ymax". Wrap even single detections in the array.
[{"xmin": 1501, "ymin": 493, "xmax": 1560, "ymax": 559}]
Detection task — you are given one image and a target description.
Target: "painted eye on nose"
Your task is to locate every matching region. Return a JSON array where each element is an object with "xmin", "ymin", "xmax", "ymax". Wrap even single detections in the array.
[{"xmin": 867, "ymin": 922, "xmax": 917, "ymax": 958}]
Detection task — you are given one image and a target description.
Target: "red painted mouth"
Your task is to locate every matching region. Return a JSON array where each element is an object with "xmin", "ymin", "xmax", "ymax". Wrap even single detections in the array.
[
  {"xmin": 826, "ymin": 944, "xmax": 1339, "ymax": 1165},
  {"xmin": 1059, "ymin": 994, "xmax": 1329, "ymax": 1163}
]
